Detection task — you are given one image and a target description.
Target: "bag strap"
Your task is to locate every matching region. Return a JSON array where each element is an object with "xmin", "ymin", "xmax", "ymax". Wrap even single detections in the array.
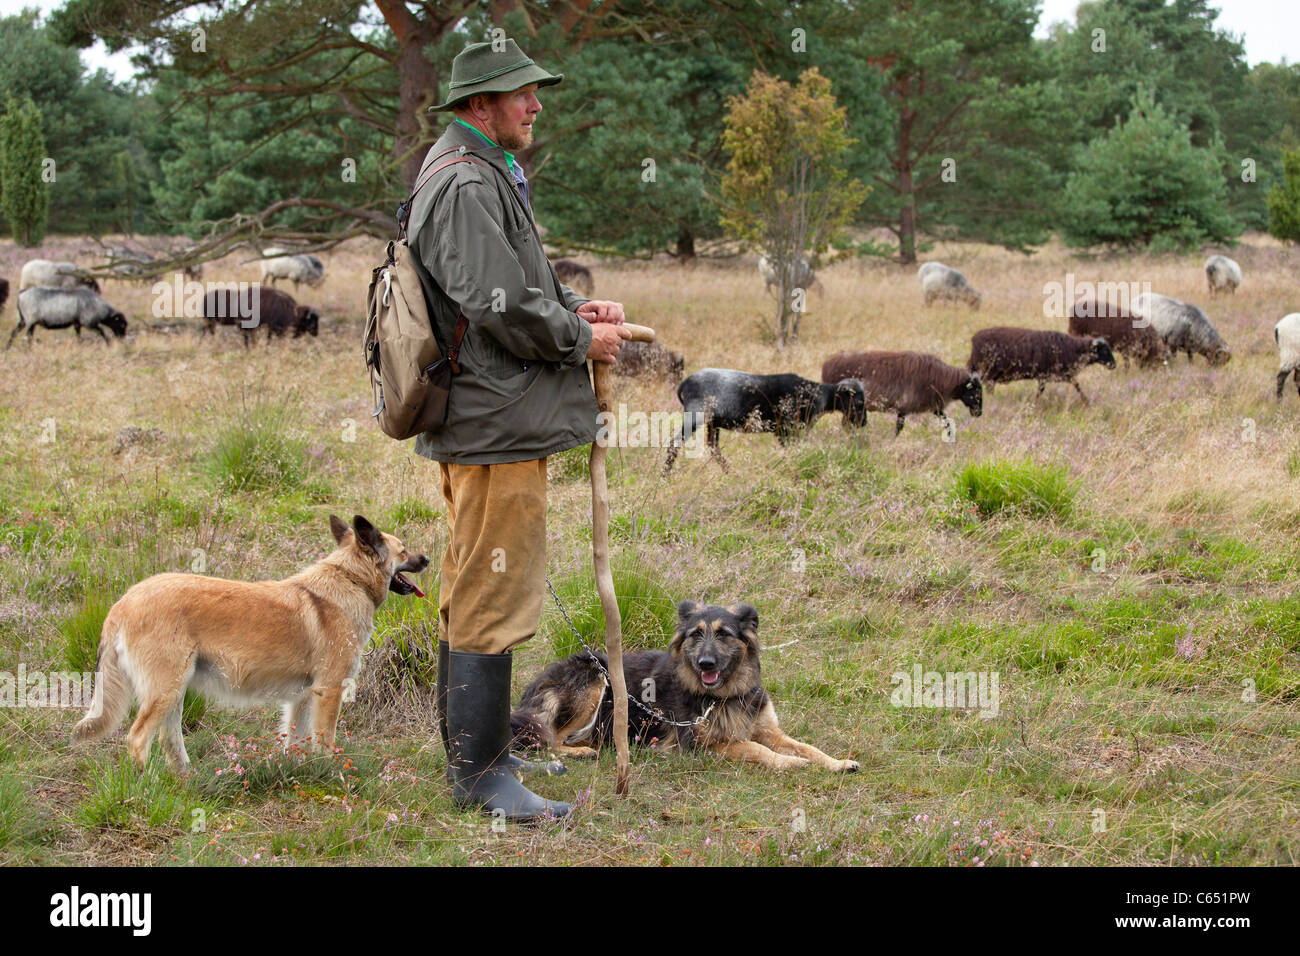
[
  {"xmin": 398, "ymin": 148, "xmax": 490, "ymax": 238},
  {"xmin": 446, "ymin": 315, "xmax": 469, "ymax": 374}
]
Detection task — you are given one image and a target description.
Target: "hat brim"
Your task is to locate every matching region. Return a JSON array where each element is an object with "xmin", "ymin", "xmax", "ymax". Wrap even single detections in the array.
[{"xmin": 430, "ymin": 64, "xmax": 563, "ymax": 112}]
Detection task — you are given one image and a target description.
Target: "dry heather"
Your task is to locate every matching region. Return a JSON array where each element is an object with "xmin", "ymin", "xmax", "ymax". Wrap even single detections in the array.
[{"xmin": 0, "ymin": 234, "xmax": 1297, "ymax": 866}]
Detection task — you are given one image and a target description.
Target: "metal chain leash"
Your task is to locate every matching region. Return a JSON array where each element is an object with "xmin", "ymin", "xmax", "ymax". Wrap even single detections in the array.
[{"xmin": 545, "ymin": 574, "xmax": 716, "ymax": 729}]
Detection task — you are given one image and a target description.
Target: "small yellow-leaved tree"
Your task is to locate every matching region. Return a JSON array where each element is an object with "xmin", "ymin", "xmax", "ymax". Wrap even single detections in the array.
[{"xmin": 720, "ymin": 69, "xmax": 866, "ymax": 347}]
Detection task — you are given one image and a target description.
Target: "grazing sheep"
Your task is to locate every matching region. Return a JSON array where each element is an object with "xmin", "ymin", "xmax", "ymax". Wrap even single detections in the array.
[
  {"xmin": 260, "ymin": 248, "xmax": 325, "ymax": 290},
  {"xmin": 614, "ymin": 340, "xmax": 685, "ymax": 383},
  {"xmin": 1274, "ymin": 313, "xmax": 1300, "ymax": 399},
  {"xmin": 202, "ymin": 286, "xmax": 319, "ymax": 347},
  {"xmin": 758, "ymin": 255, "xmax": 823, "ymax": 296},
  {"xmin": 1068, "ymin": 299, "xmax": 1170, "ymax": 370},
  {"xmin": 554, "ymin": 259, "xmax": 594, "ymax": 297},
  {"xmin": 820, "ymin": 350, "xmax": 982, "ymax": 435},
  {"xmin": 918, "ymin": 262, "xmax": 980, "ymax": 309},
  {"xmin": 664, "ymin": 369, "xmax": 865, "ymax": 473},
  {"xmin": 19, "ymin": 260, "xmax": 100, "ymax": 294},
  {"xmin": 1204, "ymin": 255, "xmax": 1241, "ymax": 296},
  {"xmin": 1131, "ymin": 292, "xmax": 1231, "ymax": 366},
  {"xmin": 7, "ymin": 287, "xmax": 127, "ymax": 348},
  {"xmin": 967, "ymin": 327, "xmax": 1115, "ymax": 404}
]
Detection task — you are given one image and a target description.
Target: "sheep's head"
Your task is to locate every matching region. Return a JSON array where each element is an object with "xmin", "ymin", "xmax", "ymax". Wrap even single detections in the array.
[
  {"xmin": 103, "ymin": 312, "xmax": 128, "ymax": 338},
  {"xmin": 963, "ymin": 373, "xmax": 983, "ymax": 417},
  {"xmin": 1091, "ymin": 337, "xmax": 1116, "ymax": 369},
  {"xmin": 294, "ymin": 307, "xmax": 320, "ymax": 338},
  {"xmin": 832, "ymin": 378, "xmax": 867, "ymax": 427},
  {"xmin": 1207, "ymin": 346, "xmax": 1232, "ymax": 367}
]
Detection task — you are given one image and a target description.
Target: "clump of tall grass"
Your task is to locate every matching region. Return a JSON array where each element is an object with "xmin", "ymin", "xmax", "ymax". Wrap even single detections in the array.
[
  {"xmin": 77, "ymin": 759, "xmax": 194, "ymax": 830},
  {"xmin": 203, "ymin": 396, "xmax": 308, "ymax": 494},
  {"xmin": 352, "ymin": 592, "xmax": 440, "ymax": 731},
  {"xmin": 0, "ymin": 775, "xmax": 34, "ymax": 849},
  {"xmin": 954, "ymin": 457, "xmax": 1077, "ymax": 519},
  {"xmin": 59, "ymin": 590, "xmax": 114, "ymax": 672},
  {"xmin": 540, "ymin": 558, "xmax": 679, "ymax": 658}
]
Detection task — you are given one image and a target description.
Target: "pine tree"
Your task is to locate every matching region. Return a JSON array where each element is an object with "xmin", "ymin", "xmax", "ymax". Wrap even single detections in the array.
[
  {"xmin": 0, "ymin": 96, "xmax": 50, "ymax": 247},
  {"xmin": 1267, "ymin": 147, "xmax": 1300, "ymax": 244},
  {"xmin": 1061, "ymin": 88, "xmax": 1237, "ymax": 251}
]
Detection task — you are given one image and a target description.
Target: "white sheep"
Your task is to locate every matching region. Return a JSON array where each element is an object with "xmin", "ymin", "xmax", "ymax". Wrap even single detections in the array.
[
  {"xmin": 918, "ymin": 262, "xmax": 980, "ymax": 309},
  {"xmin": 1132, "ymin": 292, "xmax": 1231, "ymax": 365},
  {"xmin": 19, "ymin": 259, "xmax": 100, "ymax": 293},
  {"xmin": 757, "ymin": 255, "xmax": 822, "ymax": 297},
  {"xmin": 260, "ymin": 248, "xmax": 325, "ymax": 290},
  {"xmin": 1204, "ymin": 255, "xmax": 1241, "ymax": 296},
  {"xmin": 1274, "ymin": 313, "xmax": 1300, "ymax": 399}
]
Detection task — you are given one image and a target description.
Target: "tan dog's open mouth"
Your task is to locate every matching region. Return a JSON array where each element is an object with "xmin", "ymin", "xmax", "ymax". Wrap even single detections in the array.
[{"xmin": 389, "ymin": 572, "xmax": 424, "ymax": 598}]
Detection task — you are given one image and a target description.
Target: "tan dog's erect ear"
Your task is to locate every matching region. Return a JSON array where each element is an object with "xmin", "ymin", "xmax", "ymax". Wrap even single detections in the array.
[
  {"xmin": 329, "ymin": 514, "xmax": 351, "ymax": 545},
  {"xmin": 676, "ymin": 599, "xmax": 700, "ymax": 621},
  {"xmin": 351, "ymin": 515, "xmax": 389, "ymax": 560}
]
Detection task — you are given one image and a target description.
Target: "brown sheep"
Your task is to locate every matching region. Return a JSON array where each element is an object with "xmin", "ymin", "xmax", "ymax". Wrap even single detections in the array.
[
  {"xmin": 615, "ymin": 340, "xmax": 685, "ymax": 383},
  {"xmin": 202, "ymin": 286, "xmax": 319, "ymax": 347},
  {"xmin": 968, "ymin": 327, "xmax": 1115, "ymax": 404},
  {"xmin": 1068, "ymin": 300, "xmax": 1170, "ymax": 370},
  {"xmin": 820, "ymin": 350, "xmax": 981, "ymax": 434},
  {"xmin": 554, "ymin": 259, "xmax": 594, "ymax": 297}
]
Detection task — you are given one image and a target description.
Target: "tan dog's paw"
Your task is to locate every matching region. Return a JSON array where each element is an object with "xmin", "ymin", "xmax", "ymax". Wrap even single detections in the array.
[
  {"xmin": 833, "ymin": 759, "xmax": 859, "ymax": 773},
  {"xmin": 563, "ymin": 746, "xmax": 598, "ymax": 759}
]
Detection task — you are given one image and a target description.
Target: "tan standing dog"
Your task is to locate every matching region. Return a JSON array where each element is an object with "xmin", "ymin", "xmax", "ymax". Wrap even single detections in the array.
[{"xmin": 72, "ymin": 514, "xmax": 428, "ymax": 773}]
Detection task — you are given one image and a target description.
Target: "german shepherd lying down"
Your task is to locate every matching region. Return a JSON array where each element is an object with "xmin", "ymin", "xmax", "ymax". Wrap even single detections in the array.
[
  {"xmin": 512, "ymin": 601, "xmax": 858, "ymax": 772},
  {"xmin": 72, "ymin": 515, "xmax": 428, "ymax": 773}
]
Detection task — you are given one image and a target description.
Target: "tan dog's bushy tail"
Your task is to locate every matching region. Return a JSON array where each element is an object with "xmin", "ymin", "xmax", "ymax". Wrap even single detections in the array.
[{"xmin": 72, "ymin": 616, "xmax": 133, "ymax": 743}]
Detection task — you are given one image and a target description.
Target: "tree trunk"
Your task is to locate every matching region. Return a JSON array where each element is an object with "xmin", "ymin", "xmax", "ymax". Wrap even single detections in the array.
[
  {"xmin": 897, "ymin": 102, "xmax": 917, "ymax": 265},
  {"xmin": 395, "ymin": 31, "xmax": 438, "ymax": 191},
  {"xmin": 377, "ymin": 0, "xmax": 440, "ymax": 191},
  {"xmin": 675, "ymin": 227, "xmax": 695, "ymax": 259}
]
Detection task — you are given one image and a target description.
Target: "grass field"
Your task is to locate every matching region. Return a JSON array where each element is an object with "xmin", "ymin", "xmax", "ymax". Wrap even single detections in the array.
[{"xmin": 1, "ymin": 234, "xmax": 1298, "ymax": 866}]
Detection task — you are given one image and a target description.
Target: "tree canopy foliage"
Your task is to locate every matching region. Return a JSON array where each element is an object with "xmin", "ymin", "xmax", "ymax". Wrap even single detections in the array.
[{"xmin": 0, "ymin": 0, "xmax": 1297, "ymax": 261}]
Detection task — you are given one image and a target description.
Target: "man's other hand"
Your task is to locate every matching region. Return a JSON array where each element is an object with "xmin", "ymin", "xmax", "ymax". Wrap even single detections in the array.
[
  {"xmin": 576, "ymin": 300, "xmax": 626, "ymax": 325},
  {"xmin": 586, "ymin": 321, "xmax": 632, "ymax": 364}
]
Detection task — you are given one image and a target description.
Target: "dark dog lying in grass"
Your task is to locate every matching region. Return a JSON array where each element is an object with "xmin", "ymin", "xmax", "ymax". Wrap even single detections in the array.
[{"xmin": 511, "ymin": 601, "xmax": 858, "ymax": 772}]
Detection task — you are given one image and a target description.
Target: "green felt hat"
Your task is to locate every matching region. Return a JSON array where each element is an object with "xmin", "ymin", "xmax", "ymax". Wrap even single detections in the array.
[{"xmin": 430, "ymin": 39, "xmax": 563, "ymax": 112}]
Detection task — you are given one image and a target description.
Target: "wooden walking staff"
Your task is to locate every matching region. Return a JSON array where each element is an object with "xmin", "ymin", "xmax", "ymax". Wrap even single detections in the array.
[{"xmin": 590, "ymin": 321, "xmax": 656, "ymax": 796}]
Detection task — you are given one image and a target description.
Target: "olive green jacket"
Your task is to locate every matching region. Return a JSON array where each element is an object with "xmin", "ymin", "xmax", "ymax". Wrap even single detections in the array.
[{"xmin": 407, "ymin": 121, "xmax": 596, "ymax": 464}]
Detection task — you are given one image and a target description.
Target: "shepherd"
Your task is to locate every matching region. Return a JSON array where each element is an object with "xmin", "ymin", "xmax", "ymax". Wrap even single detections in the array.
[{"xmin": 408, "ymin": 38, "xmax": 633, "ymax": 823}]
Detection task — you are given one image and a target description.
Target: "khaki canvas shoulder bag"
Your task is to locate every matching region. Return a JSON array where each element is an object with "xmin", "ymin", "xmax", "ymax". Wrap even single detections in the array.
[{"xmin": 364, "ymin": 147, "xmax": 484, "ymax": 440}]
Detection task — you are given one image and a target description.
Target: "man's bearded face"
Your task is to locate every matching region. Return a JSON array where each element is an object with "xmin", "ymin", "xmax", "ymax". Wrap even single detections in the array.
[{"xmin": 486, "ymin": 85, "xmax": 541, "ymax": 151}]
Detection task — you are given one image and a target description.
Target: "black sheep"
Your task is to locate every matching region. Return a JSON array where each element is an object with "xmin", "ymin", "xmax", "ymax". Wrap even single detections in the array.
[
  {"xmin": 968, "ymin": 327, "xmax": 1115, "ymax": 404},
  {"xmin": 665, "ymin": 368, "xmax": 865, "ymax": 473}
]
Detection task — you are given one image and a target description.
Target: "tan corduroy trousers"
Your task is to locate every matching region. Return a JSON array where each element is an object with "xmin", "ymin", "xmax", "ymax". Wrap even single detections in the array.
[{"xmin": 437, "ymin": 458, "xmax": 548, "ymax": 654}]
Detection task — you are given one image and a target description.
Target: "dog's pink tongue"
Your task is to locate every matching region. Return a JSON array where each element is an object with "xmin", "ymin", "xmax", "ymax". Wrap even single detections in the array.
[
  {"xmin": 396, "ymin": 573, "xmax": 425, "ymax": 598},
  {"xmin": 701, "ymin": 670, "xmax": 719, "ymax": 686}
]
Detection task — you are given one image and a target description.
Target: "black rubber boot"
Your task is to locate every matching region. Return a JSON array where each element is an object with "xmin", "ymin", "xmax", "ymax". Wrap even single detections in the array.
[
  {"xmin": 446, "ymin": 649, "xmax": 572, "ymax": 823},
  {"xmin": 438, "ymin": 640, "xmax": 565, "ymax": 784}
]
